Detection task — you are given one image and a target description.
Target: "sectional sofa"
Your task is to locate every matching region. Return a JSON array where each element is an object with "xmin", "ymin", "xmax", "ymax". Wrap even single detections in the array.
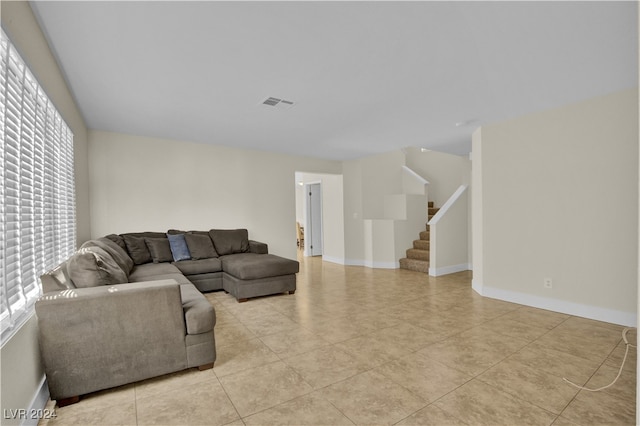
[{"xmin": 36, "ymin": 228, "xmax": 299, "ymax": 406}]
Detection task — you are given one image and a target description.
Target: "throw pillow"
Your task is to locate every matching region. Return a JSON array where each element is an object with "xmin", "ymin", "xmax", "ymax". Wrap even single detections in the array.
[
  {"xmin": 167, "ymin": 233, "xmax": 191, "ymax": 262},
  {"xmin": 184, "ymin": 233, "xmax": 218, "ymax": 259},
  {"xmin": 66, "ymin": 246, "xmax": 128, "ymax": 288},
  {"xmin": 209, "ymin": 229, "xmax": 249, "ymax": 256},
  {"xmin": 122, "ymin": 235, "xmax": 153, "ymax": 265},
  {"xmin": 145, "ymin": 237, "xmax": 174, "ymax": 263}
]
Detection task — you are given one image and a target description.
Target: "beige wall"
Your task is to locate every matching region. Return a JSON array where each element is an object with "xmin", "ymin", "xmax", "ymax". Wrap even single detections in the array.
[
  {"xmin": 361, "ymin": 151, "xmax": 405, "ymax": 219},
  {"xmin": 1, "ymin": 3, "xmax": 90, "ymax": 422},
  {"xmin": 88, "ymin": 131, "xmax": 342, "ymax": 260},
  {"xmin": 0, "ymin": 317, "xmax": 44, "ymax": 426},
  {"xmin": 429, "ymin": 186, "xmax": 469, "ymax": 275},
  {"xmin": 405, "ymin": 147, "xmax": 471, "ymax": 208},
  {"xmin": 342, "ymin": 151, "xmax": 405, "ymax": 265},
  {"xmin": 343, "ymin": 159, "xmax": 365, "ymax": 264},
  {"xmin": 320, "ymin": 174, "xmax": 345, "ymax": 264},
  {"xmin": 471, "ymin": 128, "xmax": 485, "ymax": 292},
  {"xmin": 473, "ymin": 88, "xmax": 638, "ymax": 325},
  {"xmin": 321, "ymin": 174, "xmax": 345, "ymax": 263}
]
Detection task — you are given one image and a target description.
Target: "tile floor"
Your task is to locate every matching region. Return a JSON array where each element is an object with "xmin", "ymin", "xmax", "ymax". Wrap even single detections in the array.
[{"xmin": 40, "ymin": 256, "xmax": 636, "ymax": 425}]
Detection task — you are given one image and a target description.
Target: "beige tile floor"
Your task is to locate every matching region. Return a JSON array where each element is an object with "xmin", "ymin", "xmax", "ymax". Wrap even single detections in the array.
[{"xmin": 40, "ymin": 255, "xmax": 636, "ymax": 425}]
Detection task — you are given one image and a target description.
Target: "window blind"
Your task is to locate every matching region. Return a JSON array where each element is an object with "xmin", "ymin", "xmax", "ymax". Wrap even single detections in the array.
[{"xmin": 1, "ymin": 29, "xmax": 76, "ymax": 344}]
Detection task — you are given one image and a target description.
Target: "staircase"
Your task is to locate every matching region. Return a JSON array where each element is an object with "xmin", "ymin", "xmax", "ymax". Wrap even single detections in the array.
[{"xmin": 399, "ymin": 201, "xmax": 439, "ymax": 273}]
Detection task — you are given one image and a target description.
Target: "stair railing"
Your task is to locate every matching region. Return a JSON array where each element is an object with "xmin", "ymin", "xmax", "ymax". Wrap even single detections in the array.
[{"xmin": 401, "ymin": 165, "xmax": 429, "ymax": 195}]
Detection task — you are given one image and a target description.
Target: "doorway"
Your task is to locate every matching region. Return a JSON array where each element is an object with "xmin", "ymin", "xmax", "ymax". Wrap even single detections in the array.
[
  {"xmin": 294, "ymin": 171, "xmax": 344, "ymax": 262},
  {"xmin": 305, "ymin": 182, "xmax": 323, "ymax": 256}
]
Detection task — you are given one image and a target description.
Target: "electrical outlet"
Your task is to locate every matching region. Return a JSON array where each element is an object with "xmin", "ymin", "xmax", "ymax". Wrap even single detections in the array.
[{"xmin": 544, "ymin": 278, "xmax": 553, "ymax": 289}]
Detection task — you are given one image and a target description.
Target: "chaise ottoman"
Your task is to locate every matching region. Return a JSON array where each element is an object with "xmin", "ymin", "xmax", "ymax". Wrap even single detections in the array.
[{"xmin": 220, "ymin": 253, "xmax": 299, "ymax": 302}]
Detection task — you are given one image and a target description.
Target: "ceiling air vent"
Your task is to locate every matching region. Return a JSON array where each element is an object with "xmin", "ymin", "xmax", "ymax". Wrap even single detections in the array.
[{"xmin": 261, "ymin": 97, "xmax": 295, "ymax": 110}]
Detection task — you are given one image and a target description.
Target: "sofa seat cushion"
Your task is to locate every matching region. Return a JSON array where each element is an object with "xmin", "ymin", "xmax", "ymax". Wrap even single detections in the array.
[
  {"xmin": 220, "ymin": 253, "xmax": 299, "ymax": 280},
  {"xmin": 179, "ymin": 284, "xmax": 215, "ymax": 335},
  {"xmin": 129, "ymin": 263, "xmax": 182, "ymax": 281},
  {"xmin": 129, "ymin": 272, "xmax": 192, "ymax": 286},
  {"xmin": 172, "ymin": 258, "xmax": 222, "ymax": 275}
]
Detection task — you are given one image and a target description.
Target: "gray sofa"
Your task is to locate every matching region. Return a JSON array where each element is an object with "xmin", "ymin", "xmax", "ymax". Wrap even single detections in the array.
[
  {"xmin": 106, "ymin": 229, "xmax": 299, "ymax": 302},
  {"xmin": 36, "ymin": 228, "xmax": 298, "ymax": 407}
]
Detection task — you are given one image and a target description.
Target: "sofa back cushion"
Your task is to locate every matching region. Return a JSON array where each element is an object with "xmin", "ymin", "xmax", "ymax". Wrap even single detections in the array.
[
  {"xmin": 122, "ymin": 235, "xmax": 153, "ymax": 265},
  {"xmin": 120, "ymin": 232, "xmax": 167, "ymax": 265},
  {"xmin": 145, "ymin": 237, "xmax": 174, "ymax": 263},
  {"xmin": 82, "ymin": 238, "xmax": 134, "ymax": 276},
  {"xmin": 66, "ymin": 246, "xmax": 128, "ymax": 288},
  {"xmin": 104, "ymin": 234, "xmax": 127, "ymax": 252},
  {"xmin": 209, "ymin": 229, "xmax": 249, "ymax": 256},
  {"xmin": 168, "ymin": 230, "xmax": 218, "ymax": 259},
  {"xmin": 184, "ymin": 233, "xmax": 218, "ymax": 259}
]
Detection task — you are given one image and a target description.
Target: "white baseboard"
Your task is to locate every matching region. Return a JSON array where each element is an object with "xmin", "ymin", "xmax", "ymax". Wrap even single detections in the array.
[
  {"xmin": 322, "ymin": 256, "xmax": 346, "ymax": 265},
  {"xmin": 479, "ymin": 284, "xmax": 637, "ymax": 327},
  {"xmin": 364, "ymin": 260, "xmax": 400, "ymax": 269},
  {"xmin": 340, "ymin": 258, "xmax": 399, "ymax": 269},
  {"xmin": 340, "ymin": 257, "xmax": 400, "ymax": 269},
  {"xmin": 429, "ymin": 263, "xmax": 472, "ymax": 277},
  {"xmin": 472, "ymin": 278, "xmax": 483, "ymax": 294},
  {"xmin": 19, "ymin": 376, "xmax": 49, "ymax": 426}
]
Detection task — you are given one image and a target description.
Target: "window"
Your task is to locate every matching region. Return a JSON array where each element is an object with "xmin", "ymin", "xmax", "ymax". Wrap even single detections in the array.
[{"xmin": 1, "ymin": 29, "xmax": 76, "ymax": 344}]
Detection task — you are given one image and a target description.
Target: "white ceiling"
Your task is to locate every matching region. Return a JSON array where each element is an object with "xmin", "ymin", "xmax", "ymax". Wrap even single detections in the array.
[{"xmin": 30, "ymin": 1, "xmax": 637, "ymax": 161}]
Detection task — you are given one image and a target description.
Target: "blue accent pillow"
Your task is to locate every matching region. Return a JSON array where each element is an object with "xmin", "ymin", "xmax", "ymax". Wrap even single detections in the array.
[{"xmin": 167, "ymin": 233, "xmax": 191, "ymax": 262}]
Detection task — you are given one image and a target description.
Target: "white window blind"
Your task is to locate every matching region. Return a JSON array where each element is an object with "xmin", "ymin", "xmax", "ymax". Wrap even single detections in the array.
[{"xmin": 1, "ymin": 29, "xmax": 76, "ymax": 345}]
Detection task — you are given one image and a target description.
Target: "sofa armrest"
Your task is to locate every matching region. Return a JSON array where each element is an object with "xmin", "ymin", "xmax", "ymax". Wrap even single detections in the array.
[
  {"xmin": 35, "ymin": 280, "xmax": 188, "ymax": 399},
  {"xmin": 248, "ymin": 240, "xmax": 268, "ymax": 254}
]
